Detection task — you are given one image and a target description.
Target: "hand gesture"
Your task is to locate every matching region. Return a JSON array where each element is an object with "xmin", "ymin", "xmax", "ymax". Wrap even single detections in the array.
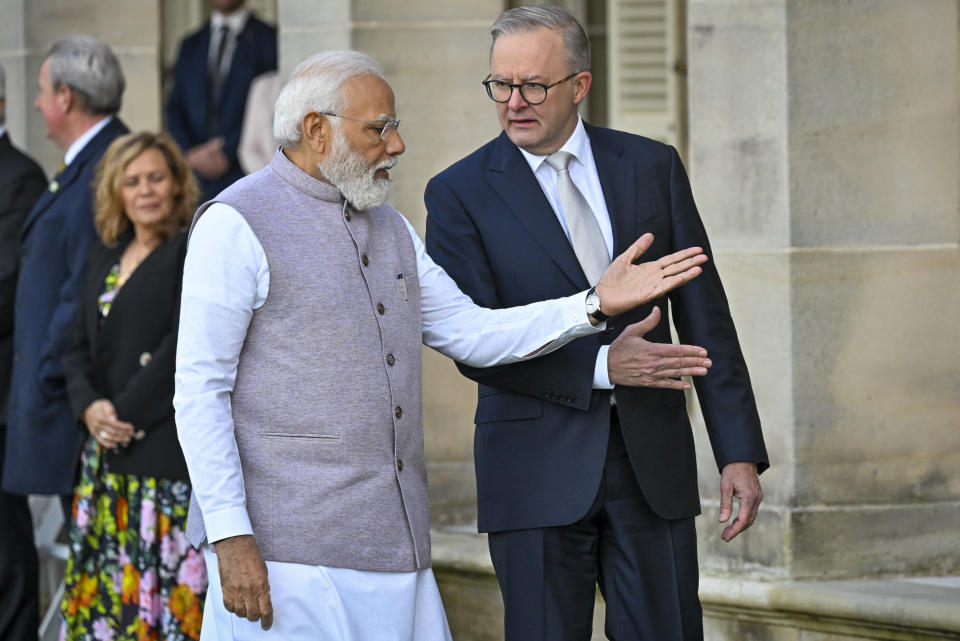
[
  {"xmin": 718, "ymin": 462, "xmax": 763, "ymax": 542},
  {"xmin": 594, "ymin": 233, "xmax": 707, "ymax": 317},
  {"xmin": 83, "ymin": 399, "xmax": 134, "ymax": 449},
  {"xmin": 607, "ymin": 307, "xmax": 711, "ymax": 389},
  {"xmin": 214, "ymin": 534, "xmax": 274, "ymax": 630}
]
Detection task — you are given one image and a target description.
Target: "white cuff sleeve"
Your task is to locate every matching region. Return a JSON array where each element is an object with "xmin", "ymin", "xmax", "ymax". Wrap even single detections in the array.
[
  {"xmin": 202, "ymin": 506, "xmax": 255, "ymax": 544},
  {"xmin": 593, "ymin": 344, "xmax": 614, "ymax": 389}
]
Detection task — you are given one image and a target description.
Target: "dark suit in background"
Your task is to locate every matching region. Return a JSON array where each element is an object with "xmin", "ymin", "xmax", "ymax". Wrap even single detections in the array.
[
  {"xmin": 425, "ymin": 125, "xmax": 769, "ymax": 639},
  {"xmin": 63, "ymin": 231, "xmax": 189, "ymax": 482},
  {"xmin": 165, "ymin": 13, "xmax": 277, "ymax": 200},
  {"xmin": 0, "ymin": 130, "xmax": 46, "ymax": 641},
  {"xmin": 3, "ymin": 117, "xmax": 129, "ymax": 497}
]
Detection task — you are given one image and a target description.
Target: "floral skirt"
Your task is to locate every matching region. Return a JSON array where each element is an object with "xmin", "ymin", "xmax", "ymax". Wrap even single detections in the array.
[{"xmin": 60, "ymin": 437, "xmax": 207, "ymax": 641}]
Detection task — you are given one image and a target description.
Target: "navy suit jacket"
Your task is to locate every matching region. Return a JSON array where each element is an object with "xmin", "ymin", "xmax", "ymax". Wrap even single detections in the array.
[
  {"xmin": 0, "ymin": 133, "xmax": 47, "ymax": 422},
  {"xmin": 3, "ymin": 117, "xmax": 129, "ymax": 495},
  {"xmin": 165, "ymin": 13, "xmax": 277, "ymax": 200},
  {"xmin": 425, "ymin": 124, "xmax": 769, "ymax": 533}
]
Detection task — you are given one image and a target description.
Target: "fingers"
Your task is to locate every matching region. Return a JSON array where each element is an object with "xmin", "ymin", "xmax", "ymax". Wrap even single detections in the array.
[
  {"xmin": 721, "ymin": 493, "xmax": 758, "ymax": 542},
  {"xmin": 620, "ymin": 233, "xmax": 654, "ymax": 263},
  {"xmin": 657, "ymin": 245, "xmax": 704, "ymax": 267},
  {"xmin": 258, "ymin": 592, "xmax": 274, "ymax": 631},
  {"xmin": 623, "ymin": 307, "xmax": 661, "ymax": 337},
  {"xmin": 717, "ymin": 475, "xmax": 733, "ymax": 524},
  {"xmin": 660, "ymin": 253, "xmax": 708, "ymax": 278}
]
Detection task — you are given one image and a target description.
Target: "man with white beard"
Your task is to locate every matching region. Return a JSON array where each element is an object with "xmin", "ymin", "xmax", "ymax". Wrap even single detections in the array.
[{"xmin": 174, "ymin": 50, "xmax": 708, "ymax": 641}]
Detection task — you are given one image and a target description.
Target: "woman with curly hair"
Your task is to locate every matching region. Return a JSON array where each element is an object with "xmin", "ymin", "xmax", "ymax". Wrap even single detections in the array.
[{"xmin": 61, "ymin": 131, "xmax": 206, "ymax": 641}]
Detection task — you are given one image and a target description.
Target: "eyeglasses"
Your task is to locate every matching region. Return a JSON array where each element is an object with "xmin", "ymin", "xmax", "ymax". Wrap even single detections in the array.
[
  {"xmin": 320, "ymin": 112, "xmax": 400, "ymax": 140},
  {"xmin": 481, "ymin": 72, "xmax": 582, "ymax": 105}
]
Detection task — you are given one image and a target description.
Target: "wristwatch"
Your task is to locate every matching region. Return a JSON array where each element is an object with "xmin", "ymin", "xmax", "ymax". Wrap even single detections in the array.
[{"xmin": 585, "ymin": 287, "xmax": 609, "ymax": 323}]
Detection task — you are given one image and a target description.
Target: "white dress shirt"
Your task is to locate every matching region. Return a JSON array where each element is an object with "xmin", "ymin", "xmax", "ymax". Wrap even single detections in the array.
[
  {"xmin": 63, "ymin": 115, "xmax": 112, "ymax": 166},
  {"xmin": 517, "ymin": 116, "xmax": 616, "ymax": 389},
  {"xmin": 208, "ymin": 9, "xmax": 249, "ymax": 78}
]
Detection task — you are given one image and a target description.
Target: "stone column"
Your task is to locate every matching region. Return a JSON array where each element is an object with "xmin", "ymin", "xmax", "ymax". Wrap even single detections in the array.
[
  {"xmin": 0, "ymin": 0, "xmax": 162, "ymax": 173},
  {"xmin": 686, "ymin": 0, "xmax": 960, "ymax": 582},
  {"xmin": 276, "ymin": 0, "xmax": 505, "ymax": 521}
]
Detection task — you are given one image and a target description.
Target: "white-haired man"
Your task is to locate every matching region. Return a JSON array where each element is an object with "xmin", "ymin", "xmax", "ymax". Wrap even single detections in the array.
[{"xmin": 175, "ymin": 49, "xmax": 708, "ymax": 640}]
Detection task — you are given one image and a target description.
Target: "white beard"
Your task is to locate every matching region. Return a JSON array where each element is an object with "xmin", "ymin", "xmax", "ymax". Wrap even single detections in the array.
[{"xmin": 318, "ymin": 128, "xmax": 396, "ymax": 211}]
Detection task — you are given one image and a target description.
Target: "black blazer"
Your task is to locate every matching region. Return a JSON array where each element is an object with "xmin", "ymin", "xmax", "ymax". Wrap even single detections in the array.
[
  {"xmin": 425, "ymin": 124, "xmax": 769, "ymax": 532},
  {"xmin": 0, "ymin": 133, "xmax": 46, "ymax": 420},
  {"xmin": 63, "ymin": 231, "xmax": 189, "ymax": 481}
]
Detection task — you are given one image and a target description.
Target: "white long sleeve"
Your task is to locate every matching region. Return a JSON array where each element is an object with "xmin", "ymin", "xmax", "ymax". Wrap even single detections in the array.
[{"xmin": 174, "ymin": 204, "xmax": 602, "ymax": 543}]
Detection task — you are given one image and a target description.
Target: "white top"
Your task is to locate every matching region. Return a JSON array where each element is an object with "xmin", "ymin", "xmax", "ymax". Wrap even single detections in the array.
[
  {"xmin": 174, "ymin": 203, "xmax": 602, "ymax": 545},
  {"xmin": 516, "ymin": 116, "xmax": 615, "ymax": 389},
  {"xmin": 208, "ymin": 8, "xmax": 249, "ymax": 78},
  {"xmin": 64, "ymin": 115, "xmax": 112, "ymax": 166}
]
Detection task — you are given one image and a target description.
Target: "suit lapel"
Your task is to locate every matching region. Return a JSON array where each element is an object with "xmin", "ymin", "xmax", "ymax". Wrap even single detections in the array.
[
  {"xmin": 87, "ymin": 240, "xmax": 127, "ymax": 343},
  {"xmin": 586, "ymin": 124, "xmax": 638, "ymax": 256},
  {"xmin": 486, "ymin": 133, "xmax": 589, "ymax": 290}
]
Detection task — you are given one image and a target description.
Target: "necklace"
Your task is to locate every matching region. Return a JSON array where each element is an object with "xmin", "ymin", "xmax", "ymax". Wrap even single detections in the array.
[{"xmin": 117, "ymin": 244, "xmax": 150, "ymax": 288}]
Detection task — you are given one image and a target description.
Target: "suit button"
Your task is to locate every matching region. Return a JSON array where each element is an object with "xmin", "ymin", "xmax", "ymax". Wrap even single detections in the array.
[
  {"xmin": 133, "ymin": 429, "xmax": 146, "ymax": 441},
  {"xmin": 386, "ymin": 353, "xmax": 395, "ymax": 366},
  {"xmin": 139, "ymin": 352, "xmax": 152, "ymax": 367},
  {"xmin": 362, "ymin": 254, "xmax": 369, "ymax": 266},
  {"xmin": 377, "ymin": 303, "xmax": 385, "ymax": 315},
  {"xmin": 395, "ymin": 406, "xmax": 403, "ymax": 419},
  {"xmin": 345, "ymin": 211, "xmax": 352, "ymax": 221},
  {"xmin": 397, "ymin": 459, "xmax": 404, "ymax": 472}
]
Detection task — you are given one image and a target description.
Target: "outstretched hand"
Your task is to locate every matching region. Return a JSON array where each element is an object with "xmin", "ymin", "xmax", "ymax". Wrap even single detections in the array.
[{"xmin": 595, "ymin": 234, "xmax": 707, "ymax": 317}]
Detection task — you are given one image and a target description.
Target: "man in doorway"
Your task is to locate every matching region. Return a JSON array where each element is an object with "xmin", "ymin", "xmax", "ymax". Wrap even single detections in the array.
[{"xmin": 165, "ymin": 0, "xmax": 277, "ymax": 201}]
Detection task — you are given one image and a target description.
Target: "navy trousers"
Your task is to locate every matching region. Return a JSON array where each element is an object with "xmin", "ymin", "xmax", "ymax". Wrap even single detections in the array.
[{"xmin": 487, "ymin": 409, "xmax": 703, "ymax": 641}]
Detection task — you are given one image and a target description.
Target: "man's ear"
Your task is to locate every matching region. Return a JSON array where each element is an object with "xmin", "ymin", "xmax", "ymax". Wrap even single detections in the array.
[
  {"xmin": 55, "ymin": 82, "xmax": 75, "ymax": 114},
  {"xmin": 572, "ymin": 72, "xmax": 592, "ymax": 105},
  {"xmin": 300, "ymin": 111, "xmax": 329, "ymax": 155}
]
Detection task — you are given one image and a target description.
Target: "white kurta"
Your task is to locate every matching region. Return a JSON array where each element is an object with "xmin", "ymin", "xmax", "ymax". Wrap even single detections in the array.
[{"xmin": 177, "ymin": 203, "xmax": 604, "ymax": 640}]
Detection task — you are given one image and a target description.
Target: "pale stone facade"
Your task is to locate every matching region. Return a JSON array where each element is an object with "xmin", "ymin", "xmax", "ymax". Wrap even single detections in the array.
[{"xmin": 3, "ymin": 1, "xmax": 958, "ymax": 639}]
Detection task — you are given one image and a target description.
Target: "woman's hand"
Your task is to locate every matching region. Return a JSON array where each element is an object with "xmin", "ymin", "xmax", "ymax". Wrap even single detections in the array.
[{"xmin": 83, "ymin": 400, "xmax": 135, "ymax": 449}]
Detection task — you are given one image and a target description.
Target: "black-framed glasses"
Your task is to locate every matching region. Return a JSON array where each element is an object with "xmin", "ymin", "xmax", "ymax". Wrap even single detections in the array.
[
  {"xmin": 320, "ymin": 112, "xmax": 400, "ymax": 140},
  {"xmin": 481, "ymin": 72, "xmax": 582, "ymax": 105}
]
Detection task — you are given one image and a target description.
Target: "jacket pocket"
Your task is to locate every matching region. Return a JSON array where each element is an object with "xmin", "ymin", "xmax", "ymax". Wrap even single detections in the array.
[{"xmin": 474, "ymin": 391, "xmax": 543, "ymax": 424}]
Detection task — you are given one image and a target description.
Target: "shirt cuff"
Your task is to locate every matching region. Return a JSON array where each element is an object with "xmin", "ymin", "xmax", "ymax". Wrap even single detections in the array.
[
  {"xmin": 593, "ymin": 345, "xmax": 614, "ymax": 389},
  {"xmin": 202, "ymin": 505, "xmax": 254, "ymax": 544}
]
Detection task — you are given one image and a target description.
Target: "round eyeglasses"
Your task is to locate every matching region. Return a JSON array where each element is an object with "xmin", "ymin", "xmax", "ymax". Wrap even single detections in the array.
[
  {"xmin": 481, "ymin": 72, "xmax": 582, "ymax": 105},
  {"xmin": 320, "ymin": 112, "xmax": 400, "ymax": 141}
]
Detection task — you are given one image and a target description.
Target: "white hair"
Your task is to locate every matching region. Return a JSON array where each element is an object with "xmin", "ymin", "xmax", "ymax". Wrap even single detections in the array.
[
  {"xmin": 47, "ymin": 34, "xmax": 125, "ymax": 115},
  {"xmin": 273, "ymin": 50, "xmax": 385, "ymax": 147}
]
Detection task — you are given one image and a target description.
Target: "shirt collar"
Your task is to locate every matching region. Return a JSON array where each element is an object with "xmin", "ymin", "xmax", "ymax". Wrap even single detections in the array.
[
  {"xmin": 64, "ymin": 115, "xmax": 112, "ymax": 166},
  {"xmin": 516, "ymin": 115, "xmax": 589, "ymax": 175},
  {"xmin": 211, "ymin": 8, "xmax": 249, "ymax": 35}
]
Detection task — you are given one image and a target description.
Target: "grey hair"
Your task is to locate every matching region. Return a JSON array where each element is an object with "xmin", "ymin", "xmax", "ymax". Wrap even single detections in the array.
[
  {"xmin": 0, "ymin": 64, "xmax": 5, "ymax": 125},
  {"xmin": 490, "ymin": 5, "xmax": 591, "ymax": 74},
  {"xmin": 273, "ymin": 50, "xmax": 385, "ymax": 147},
  {"xmin": 46, "ymin": 35, "xmax": 125, "ymax": 115}
]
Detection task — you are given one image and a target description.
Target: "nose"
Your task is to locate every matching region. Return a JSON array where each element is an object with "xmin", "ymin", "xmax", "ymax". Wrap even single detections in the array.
[
  {"xmin": 385, "ymin": 129, "xmax": 405, "ymax": 157},
  {"xmin": 507, "ymin": 86, "xmax": 529, "ymax": 112}
]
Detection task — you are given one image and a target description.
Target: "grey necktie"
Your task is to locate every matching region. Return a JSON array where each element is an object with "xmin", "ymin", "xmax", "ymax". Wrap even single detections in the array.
[{"xmin": 545, "ymin": 151, "xmax": 610, "ymax": 285}]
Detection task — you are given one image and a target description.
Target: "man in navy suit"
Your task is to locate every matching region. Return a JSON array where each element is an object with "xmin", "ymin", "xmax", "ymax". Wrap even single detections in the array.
[
  {"xmin": 165, "ymin": 0, "xmax": 277, "ymax": 201},
  {"xmin": 425, "ymin": 6, "xmax": 769, "ymax": 640},
  {"xmin": 3, "ymin": 36, "xmax": 129, "ymax": 512},
  {"xmin": 0, "ymin": 63, "xmax": 47, "ymax": 641}
]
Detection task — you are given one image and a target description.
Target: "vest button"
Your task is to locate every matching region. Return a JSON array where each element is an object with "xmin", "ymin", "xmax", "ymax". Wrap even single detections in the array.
[
  {"xmin": 395, "ymin": 406, "xmax": 403, "ymax": 419},
  {"xmin": 377, "ymin": 303, "xmax": 385, "ymax": 314},
  {"xmin": 397, "ymin": 459, "xmax": 404, "ymax": 472},
  {"xmin": 386, "ymin": 353, "xmax": 395, "ymax": 366},
  {"xmin": 362, "ymin": 254, "xmax": 369, "ymax": 266}
]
